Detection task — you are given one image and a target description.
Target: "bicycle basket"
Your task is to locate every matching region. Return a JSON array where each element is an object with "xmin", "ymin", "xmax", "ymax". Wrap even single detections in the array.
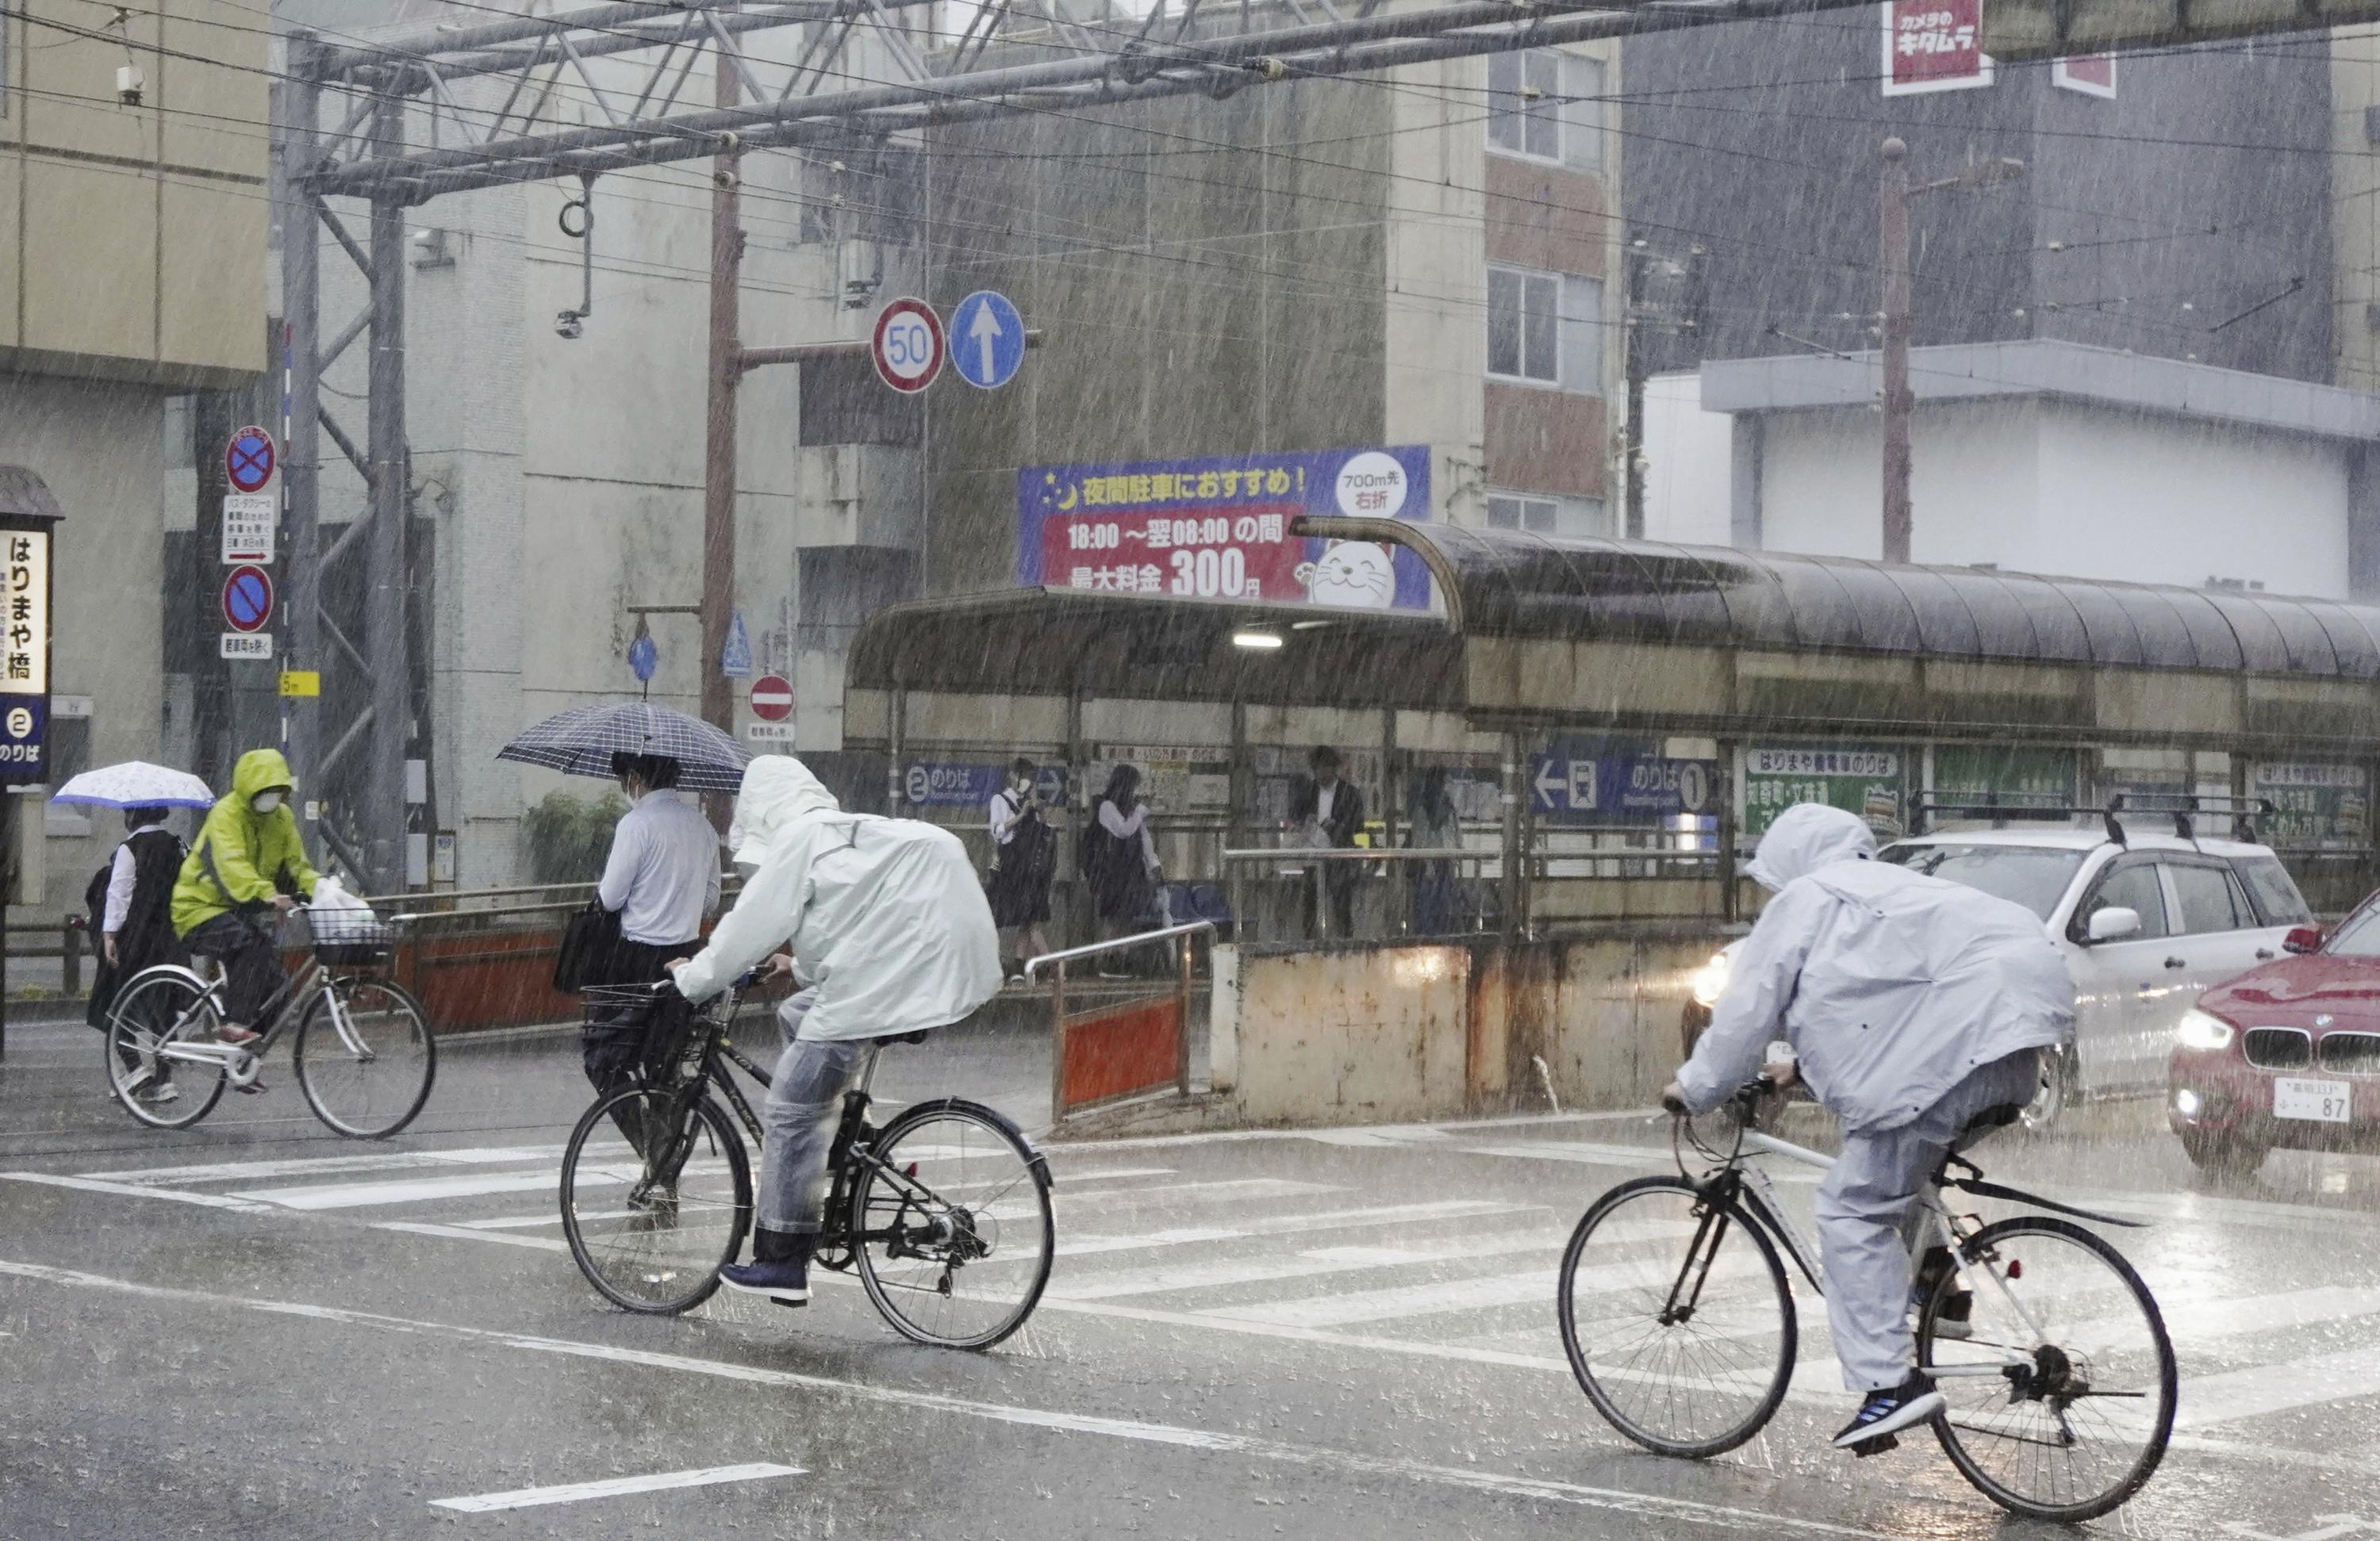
[
  {"xmin": 309, "ymin": 905, "xmax": 395, "ymax": 967},
  {"xmin": 580, "ymin": 987, "xmax": 702, "ymax": 1085}
]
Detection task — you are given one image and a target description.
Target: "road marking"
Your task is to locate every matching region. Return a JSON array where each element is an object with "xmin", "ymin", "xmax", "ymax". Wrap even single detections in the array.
[
  {"xmin": 0, "ymin": 1171, "xmax": 273, "ymax": 1213},
  {"xmin": 0, "ymin": 1258, "xmax": 1894, "ymax": 1539},
  {"xmin": 1051, "ymin": 1228, "xmax": 1572, "ymax": 1302},
  {"xmin": 1054, "ymin": 1177, "xmax": 1340, "ymax": 1208},
  {"xmin": 375, "ymin": 1221, "xmax": 569, "ymax": 1253},
  {"xmin": 80, "ymin": 1145, "xmax": 571, "ymax": 1186},
  {"xmin": 233, "ymin": 1169, "xmax": 582, "ymax": 1209},
  {"xmin": 1055, "ymin": 1198, "xmax": 1538, "ymax": 1258},
  {"xmin": 430, "ymin": 1462, "xmax": 804, "ymax": 1512},
  {"xmin": 1040, "ymin": 1106, "xmax": 1651, "ymax": 1152},
  {"xmin": 2177, "ymin": 1344, "xmax": 2380, "ymax": 1430},
  {"xmin": 1462, "ymin": 1142, "xmax": 1822, "ymax": 1184}
]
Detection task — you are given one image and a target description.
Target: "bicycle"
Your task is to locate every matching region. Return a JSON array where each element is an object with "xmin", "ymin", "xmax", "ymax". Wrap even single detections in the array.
[
  {"xmin": 558, "ymin": 978, "xmax": 1056, "ymax": 1350},
  {"xmin": 1557, "ymin": 1075, "xmax": 2178, "ymax": 1524},
  {"xmin": 102, "ymin": 903, "xmax": 437, "ymax": 1140}
]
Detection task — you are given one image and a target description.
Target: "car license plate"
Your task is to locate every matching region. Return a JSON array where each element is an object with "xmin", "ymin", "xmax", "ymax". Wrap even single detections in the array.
[{"xmin": 2274, "ymin": 1078, "xmax": 2353, "ymax": 1123}]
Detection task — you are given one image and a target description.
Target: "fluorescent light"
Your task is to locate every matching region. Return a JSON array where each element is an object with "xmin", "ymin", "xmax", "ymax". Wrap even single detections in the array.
[{"xmin": 1230, "ymin": 629, "xmax": 1284, "ymax": 650}]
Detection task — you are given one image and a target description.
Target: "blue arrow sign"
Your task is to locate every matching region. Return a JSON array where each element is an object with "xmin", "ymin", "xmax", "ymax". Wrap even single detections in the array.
[{"xmin": 950, "ymin": 290, "xmax": 1026, "ymax": 390}]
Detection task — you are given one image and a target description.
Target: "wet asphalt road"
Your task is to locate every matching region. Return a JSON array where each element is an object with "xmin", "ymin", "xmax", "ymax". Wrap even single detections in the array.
[{"xmin": 3, "ymin": 1010, "xmax": 2378, "ymax": 1540}]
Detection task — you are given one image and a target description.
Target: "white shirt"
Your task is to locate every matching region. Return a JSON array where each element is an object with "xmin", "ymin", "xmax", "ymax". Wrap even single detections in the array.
[
  {"xmin": 1098, "ymin": 799, "xmax": 1160, "ymax": 872},
  {"xmin": 103, "ymin": 822, "xmax": 167, "ymax": 934},
  {"xmin": 988, "ymin": 786, "xmax": 1031, "ymax": 845},
  {"xmin": 597, "ymin": 790, "xmax": 722, "ymax": 946},
  {"xmin": 1315, "ymin": 784, "xmax": 1337, "ymax": 824}
]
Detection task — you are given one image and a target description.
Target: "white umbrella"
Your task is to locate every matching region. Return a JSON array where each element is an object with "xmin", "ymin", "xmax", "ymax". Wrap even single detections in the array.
[{"xmin": 50, "ymin": 761, "xmax": 215, "ymax": 810}]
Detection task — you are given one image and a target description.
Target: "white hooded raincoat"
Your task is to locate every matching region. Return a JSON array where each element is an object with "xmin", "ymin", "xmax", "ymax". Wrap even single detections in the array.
[
  {"xmin": 672, "ymin": 757, "xmax": 1002, "ymax": 1041},
  {"xmin": 1677, "ymin": 803, "xmax": 2075, "ymax": 1133}
]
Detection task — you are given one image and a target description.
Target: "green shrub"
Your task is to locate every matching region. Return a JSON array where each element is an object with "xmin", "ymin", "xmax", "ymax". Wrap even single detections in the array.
[{"xmin": 524, "ymin": 789, "xmax": 628, "ymax": 884}]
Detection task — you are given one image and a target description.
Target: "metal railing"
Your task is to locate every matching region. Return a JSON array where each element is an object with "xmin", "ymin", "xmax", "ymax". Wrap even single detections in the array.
[
  {"xmin": 1026, "ymin": 920, "xmax": 1215, "ymax": 1123},
  {"xmin": 1221, "ymin": 845, "xmax": 1504, "ymax": 943}
]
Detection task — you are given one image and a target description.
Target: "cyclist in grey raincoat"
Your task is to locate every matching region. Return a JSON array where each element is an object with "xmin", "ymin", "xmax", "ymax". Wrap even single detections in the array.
[
  {"xmin": 670, "ymin": 755, "xmax": 1001, "ymax": 1305},
  {"xmin": 1666, "ymin": 801, "xmax": 2075, "ymax": 1451}
]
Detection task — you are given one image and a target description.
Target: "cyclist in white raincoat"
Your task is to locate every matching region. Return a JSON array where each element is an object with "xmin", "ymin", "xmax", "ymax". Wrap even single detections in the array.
[
  {"xmin": 1665, "ymin": 802, "xmax": 2075, "ymax": 1451},
  {"xmin": 670, "ymin": 755, "xmax": 1001, "ymax": 1304}
]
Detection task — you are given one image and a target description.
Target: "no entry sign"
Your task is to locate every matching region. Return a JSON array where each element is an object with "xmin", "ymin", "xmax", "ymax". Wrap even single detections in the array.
[
  {"xmin": 871, "ymin": 298, "xmax": 944, "ymax": 394},
  {"xmin": 226, "ymin": 426, "xmax": 277, "ymax": 494},
  {"xmin": 223, "ymin": 564, "xmax": 274, "ymax": 633},
  {"xmin": 749, "ymin": 673, "xmax": 794, "ymax": 722}
]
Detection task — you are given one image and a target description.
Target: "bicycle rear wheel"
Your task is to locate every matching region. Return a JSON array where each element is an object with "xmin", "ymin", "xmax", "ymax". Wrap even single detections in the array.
[
  {"xmin": 1919, "ymin": 1217, "xmax": 2176, "ymax": 1523},
  {"xmin": 103, "ymin": 968, "xmax": 228, "ymax": 1131},
  {"xmin": 1557, "ymin": 1175, "xmax": 1797, "ymax": 1458},
  {"xmin": 561, "ymin": 1087, "xmax": 752, "ymax": 1315},
  {"xmin": 293, "ymin": 979, "xmax": 437, "ymax": 1139},
  {"xmin": 851, "ymin": 1098, "xmax": 1053, "ymax": 1349}
]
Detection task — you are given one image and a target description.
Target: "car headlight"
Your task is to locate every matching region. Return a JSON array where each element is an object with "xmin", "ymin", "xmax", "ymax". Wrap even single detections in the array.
[
  {"xmin": 1691, "ymin": 952, "xmax": 1731, "ymax": 1009},
  {"xmin": 2176, "ymin": 1009, "xmax": 2236, "ymax": 1051}
]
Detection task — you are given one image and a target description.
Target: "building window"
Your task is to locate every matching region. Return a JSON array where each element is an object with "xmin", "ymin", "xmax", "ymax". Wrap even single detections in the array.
[
  {"xmin": 1488, "ymin": 267, "xmax": 1603, "ymax": 393},
  {"xmin": 1488, "ymin": 49, "xmax": 1605, "ymax": 171},
  {"xmin": 1487, "ymin": 493, "xmax": 1611, "ymax": 539}
]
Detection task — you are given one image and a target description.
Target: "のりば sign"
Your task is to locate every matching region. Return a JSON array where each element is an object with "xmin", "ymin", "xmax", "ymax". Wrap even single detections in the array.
[
  {"xmin": 1883, "ymin": 0, "xmax": 1992, "ymax": 94},
  {"xmin": 1015, "ymin": 446, "xmax": 1434, "ymax": 611}
]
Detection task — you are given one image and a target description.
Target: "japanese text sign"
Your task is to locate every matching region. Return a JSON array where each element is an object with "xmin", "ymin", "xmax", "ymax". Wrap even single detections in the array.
[
  {"xmin": 1016, "ymin": 446, "xmax": 1433, "ymax": 611},
  {"xmin": 1883, "ymin": 0, "xmax": 1992, "ymax": 94},
  {"xmin": 1741, "ymin": 744, "xmax": 1909, "ymax": 840},
  {"xmin": 0, "ymin": 530, "xmax": 46, "ymax": 696}
]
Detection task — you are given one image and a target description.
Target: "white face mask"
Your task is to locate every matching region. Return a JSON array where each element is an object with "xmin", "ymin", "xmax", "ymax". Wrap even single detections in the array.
[{"xmin": 251, "ymin": 791, "xmax": 284, "ymax": 815}]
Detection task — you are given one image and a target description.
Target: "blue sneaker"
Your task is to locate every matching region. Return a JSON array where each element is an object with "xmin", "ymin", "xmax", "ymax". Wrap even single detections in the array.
[
  {"xmin": 1833, "ymin": 1374, "xmax": 1944, "ymax": 1451},
  {"xmin": 720, "ymin": 1228, "xmax": 812, "ymax": 1306}
]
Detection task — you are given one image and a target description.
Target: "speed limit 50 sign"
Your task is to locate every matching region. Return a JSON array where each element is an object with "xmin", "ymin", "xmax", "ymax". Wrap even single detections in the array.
[{"xmin": 871, "ymin": 297, "xmax": 945, "ymax": 394}]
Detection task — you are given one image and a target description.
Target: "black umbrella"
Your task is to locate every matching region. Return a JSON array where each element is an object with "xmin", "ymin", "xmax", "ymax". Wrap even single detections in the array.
[{"xmin": 497, "ymin": 702, "xmax": 751, "ymax": 793}]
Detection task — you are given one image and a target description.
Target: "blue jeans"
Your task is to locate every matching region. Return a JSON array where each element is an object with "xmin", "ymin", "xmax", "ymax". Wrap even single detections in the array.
[{"xmin": 757, "ymin": 988, "xmax": 866, "ymax": 1235}]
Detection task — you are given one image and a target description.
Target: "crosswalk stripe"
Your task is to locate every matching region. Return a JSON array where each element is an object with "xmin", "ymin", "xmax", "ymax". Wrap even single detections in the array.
[
  {"xmin": 2176, "ymin": 1344, "xmax": 2380, "ymax": 1429},
  {"xmin": 1054, "ymin": 1178, "xmax": 1341, "ymax": 1208},
  {"xmin": 376, "ymin": 1221, "xmax": 569, "ymax": 1253},
  {"xmin": 431, "ymin": 1462, "xmax": 804, "ymax": 1512},
  {"xmin": 1053, "ymin": 1230, "xmax": 1565, "ymax": 1301},
  {"xmin": 79, "ymin": 1146, "xmax": 571, "ymax": 1186},
  {"xmin": 0, "ymin": 1171, "xmax": 274, "ymax": 1213},
  {"xmin": 1055, "ymin": 1198, "xmax": 1540, "ymax": 1258},
  {"xmin": 234, "ymin": 1170, "xmax": 579, "ymax": 1209}
]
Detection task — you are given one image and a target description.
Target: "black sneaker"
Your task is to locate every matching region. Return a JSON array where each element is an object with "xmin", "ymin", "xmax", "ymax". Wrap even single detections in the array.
[{"xmin": 1832, "ymin": 1373, "xmax": 1945, "ymax": 1451}]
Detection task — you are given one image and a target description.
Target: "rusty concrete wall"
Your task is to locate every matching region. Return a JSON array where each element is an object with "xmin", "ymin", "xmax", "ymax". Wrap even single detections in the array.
[{"xmin": 1221, "ymin": 932, "xmax": 1728, "ymax": 1125}]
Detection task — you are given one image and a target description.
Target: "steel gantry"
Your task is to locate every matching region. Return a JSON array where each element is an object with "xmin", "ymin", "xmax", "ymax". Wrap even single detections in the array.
[{"xmin": 274, "ymin": 0, "xmax": 2353, "ymax": 886}]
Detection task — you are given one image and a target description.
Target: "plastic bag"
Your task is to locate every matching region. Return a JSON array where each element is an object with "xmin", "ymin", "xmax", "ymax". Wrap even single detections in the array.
[{"xmin": 311, "ymin": 873, "xmax": 370, "ymax": 914}]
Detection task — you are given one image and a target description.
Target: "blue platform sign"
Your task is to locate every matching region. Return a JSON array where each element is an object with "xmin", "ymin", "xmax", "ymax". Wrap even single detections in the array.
[
  {"xmin": 951, "ymin": 290, "xmax": 1026, "ymax": 390},
  {"xmin": 904, "ymin": 761, "xmax": 1005, "ymax": 808},
  {"xmin": 1531, "ymin": 752, "xmax": 1716, "ymax": 823}
]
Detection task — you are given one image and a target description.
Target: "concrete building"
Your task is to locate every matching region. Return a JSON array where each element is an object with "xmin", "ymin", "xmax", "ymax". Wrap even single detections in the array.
[
  {"xmin": 1643, "ymin": 341, "xmax": 2380, "ymax": 600},
  {"xmin": 2, "ymin": 5, "xmax": 267, "ymax": 915}
]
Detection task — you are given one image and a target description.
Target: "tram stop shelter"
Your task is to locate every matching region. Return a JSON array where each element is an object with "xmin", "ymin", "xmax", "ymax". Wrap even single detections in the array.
[{"xmin": 845, "ymin": 519, "xmax": 2380, "ymax": 1127}]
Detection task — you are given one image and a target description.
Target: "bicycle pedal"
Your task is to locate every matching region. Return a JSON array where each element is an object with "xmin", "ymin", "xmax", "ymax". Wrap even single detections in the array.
[
  {"xmin": 770, "ymin": 1298, "xmax": 810, "ymax": 1310},
  {"xmin": 1848, "ymin": 1433, "xmax": 1899, "ymax": 1459}
]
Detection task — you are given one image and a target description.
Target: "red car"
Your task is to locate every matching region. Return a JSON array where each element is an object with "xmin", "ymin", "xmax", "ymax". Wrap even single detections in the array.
[{"xmin": 2168, "ymin": 897, "xmax": 2380, "ymax": 1178}]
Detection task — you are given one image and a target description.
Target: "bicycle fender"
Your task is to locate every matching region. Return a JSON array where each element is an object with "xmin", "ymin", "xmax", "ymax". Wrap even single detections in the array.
[
  {"xmin": 881, "ymin": 1096, "xmax": 1054, "ymax": 1189},
  {"xmin": 1948, "ymin": 1175, "xmax": 2147, "ymax": 1229}
]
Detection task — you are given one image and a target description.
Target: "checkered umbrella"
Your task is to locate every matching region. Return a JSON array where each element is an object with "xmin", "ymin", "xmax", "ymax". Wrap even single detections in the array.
[{"xmin": 497, "ymin": 702, "xmax": 750, "ymax": 793}]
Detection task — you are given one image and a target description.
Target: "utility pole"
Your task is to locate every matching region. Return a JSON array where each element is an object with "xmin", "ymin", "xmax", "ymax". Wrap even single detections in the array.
[
  {"xmin": 1879, "ymin": 136, "xmax": 1914, "ymax": 565},
  {"xmin": 1879, "ymin": 137, "xmax": 2023, "ymax": 565},
  {"xmin": 1624, "ymin": 241, "xmax": 1649, "ymax": 540},
  {"xmin": 701, "ymin": 47, "xmax": 743, "ymax": 742}
]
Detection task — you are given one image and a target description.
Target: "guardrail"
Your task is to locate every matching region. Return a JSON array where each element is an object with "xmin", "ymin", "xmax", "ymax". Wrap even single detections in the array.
[
  {"xmin": 1221, "ymin": 845, "xmax": 1503, "ymax": 944},
  {"xmin": 1025, "ymin": 921, "xmax": 1215, "ymax": 1125}
]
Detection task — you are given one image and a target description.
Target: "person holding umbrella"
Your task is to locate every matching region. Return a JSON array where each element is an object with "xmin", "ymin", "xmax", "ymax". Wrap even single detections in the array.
[{"xmin": 54, "ymin": 761, "xmax": 213, "ymax": 1106}]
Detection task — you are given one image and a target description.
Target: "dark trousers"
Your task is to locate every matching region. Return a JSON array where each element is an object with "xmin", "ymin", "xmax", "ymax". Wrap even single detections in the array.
[
  {"xmin": 1300, "ymin": 864, "xmax": 1357, "ymax": 939},
  {"xmin": 582, "ymin": 937, "xmax": 698, "ymax": 1156},
  {"xmin": 183, "ymin": 913, "xmax": 289, "ymax": 1032}
]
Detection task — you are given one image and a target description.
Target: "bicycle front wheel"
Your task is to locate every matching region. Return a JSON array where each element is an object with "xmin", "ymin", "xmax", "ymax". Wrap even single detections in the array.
[
  {"xmin": 561, "ymin": 1087, "xmax": 752, "ymax": 1315},
  {"xmin": 1920, "ymin": 1216, "xmax": 2176, "ymax": 1523},
  {"xmin": 1557, "ymin": 1175, "xmax": 1797, "ymax": 1458},
  {"xmin": 851, "ymin": 1098, "xmax": 1053, "ymax": 1350},
  {"xmin": 103, "ymin": 968, "xmax": 228, "ymax": 1131},
  {"xmin": 294, "ymin": 979, "xmax": 437, "ymax": 1139}
]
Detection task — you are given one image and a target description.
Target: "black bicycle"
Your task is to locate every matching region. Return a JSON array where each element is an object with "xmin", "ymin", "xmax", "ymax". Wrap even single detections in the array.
[
  {"xmin": 103, "ymin": 903, "xmax": 436, "ymax": 1139},
  {"xmin": 1558, "ymin": 1076, "xmax": 2177, "ymax": 1524},
  {"xmin": 558, "ymin": 978, "xmax": 1056, "ymax": 1350}
]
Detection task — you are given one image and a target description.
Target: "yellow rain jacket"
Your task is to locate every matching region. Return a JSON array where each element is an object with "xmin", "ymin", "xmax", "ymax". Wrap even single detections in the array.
[{"xmin": 171, "ymin": 749, "xmax": 321, "ymax": 937}]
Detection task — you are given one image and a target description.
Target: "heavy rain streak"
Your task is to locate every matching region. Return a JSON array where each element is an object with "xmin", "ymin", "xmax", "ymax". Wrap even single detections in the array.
[{"xmin": 4, "ymin": 0, "xmax": 2380, "ymax": 1535}]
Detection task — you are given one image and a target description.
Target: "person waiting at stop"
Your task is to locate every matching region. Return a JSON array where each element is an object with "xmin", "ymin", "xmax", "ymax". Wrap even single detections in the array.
[{"xmin": 170, "ymin": 750, "xmax": 320, "ymax": 1073}]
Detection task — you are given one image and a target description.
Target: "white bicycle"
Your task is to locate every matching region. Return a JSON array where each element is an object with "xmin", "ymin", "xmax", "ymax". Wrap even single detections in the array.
[{"xmin": 1557, "ymin": 1075, "xmax": 2178, "ymax": 1523}]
